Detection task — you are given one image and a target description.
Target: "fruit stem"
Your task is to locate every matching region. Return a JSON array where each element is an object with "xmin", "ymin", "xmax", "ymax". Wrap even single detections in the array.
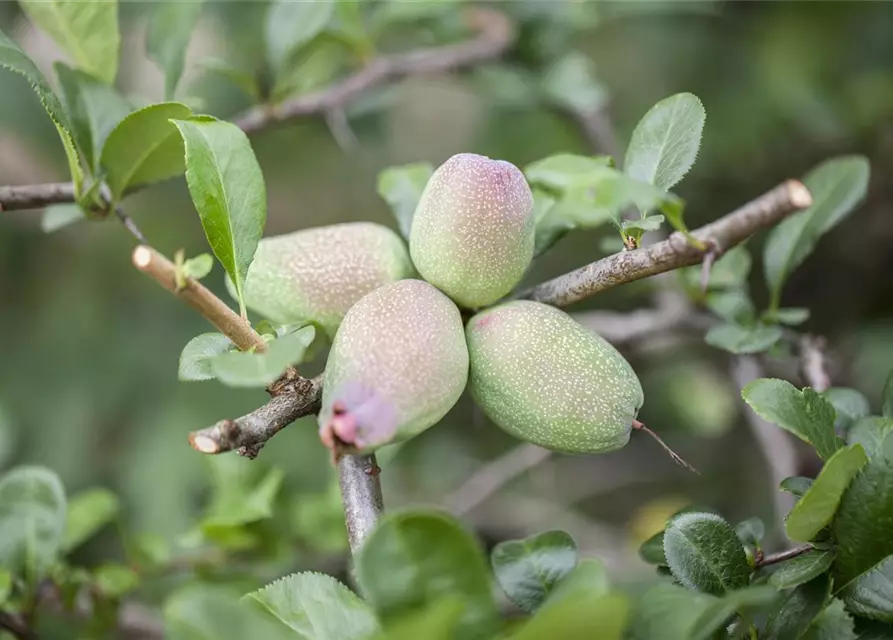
[{"xmin": 632, "ymin": 419, "xmax": 700, "ymax": 474}]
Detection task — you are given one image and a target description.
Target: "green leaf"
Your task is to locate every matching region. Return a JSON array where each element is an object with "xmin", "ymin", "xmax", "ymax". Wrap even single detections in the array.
[
  {"xmin": 592, "ymin": 172, "xmax": 685, "ymax": 230},
  {"xmin": 0, "ymin": 28, "xmax": 83, "ymax": 191},
  {"xmin": 178, "ymin": 333, "xmax": 235, "ymax": 382},
  {"xmin": 183, "ymin": 254, "xmax": 213, "ymax": 281},
  {"xmin": 764, "ymin": 156, "xmax": 870, "ymax": 309},
  {"xmin": 102, "ymin": 102, "xmax": 192, "ymax": 201},
  {"xmin": 768, "ymin": 550, "xmax": 835, "ymax": 589},
  {"xmin": 663, "ymin": 512, "xmax": 750, "ymax": 595},
  {"xmin": 705, "ymin": 290, "xmax": 756, "ymax": 324},
  {"xmin": 509, "ymin": 592, "xmax": 630, "ymax": 640},
  {"xmin": 211, "ymin": 326, "xmax": 314, "ymax": 387},
  {"xmin": 244, "ymin": 572, "xmax": 379, "ymax": 639},
  {"xmin": 801, "ymin": 599, "xmax": 857, "ymax": 640},
  {"xmin": 742, "ymin": 378, "xmax": 843, "ymax": 460},
  {"xmin": 62, "ymin": 487, "xmax": 119, "ymax": 552},
  {"xmin": 0, "ymin": 466, "xmax": 66, "ymax": 580},
  {"xmin": 377, "ymin": 162, "xmax": 433, "ymax": 240},
  {"xmin": 41, "ymin": 204, "xmax": 85, "ymax": 232},
  {"xmin": 147, "ymin": 1, "xmax": 204, "ymax": 100},
  {"xmin": 625, "ymin": 92, "xmax": 705, "ymax": 191},
  {"xmin": 785, "ymin": 444, "xmax": 867, "ymax": 542},
  {"xmin": 93, "ymin": 563, "xmax": 139, "ymax": 598},
  {"xmin": 639, "ymin": 531, "xmax": 667, "ymax": 565},
  {"xmin": 883, "ymin": 370, "xmax": 893, "ymax": 420},
  {"xmin": 833, "ymin": 433, "xmax": 893, "ymax": 585},
  {"xmin": 371, "ymin": 599, "xmax": 463, "ymax": 640},
  {"xmin": 542, "ymin": 52, "xmax": 608, "ymax": 116},
  {"xmin": 690, "ymin": 586, "xmax": 779, "ymax": 640},
  {"xmin": 687, "ymin": 245, "xmax": 752, "ymax": 292},
  {"xmin": 735, "ymin": 517, "xmax": 765, "ymax": 548},
  {"xmin": 524, "ymin": 153, "xmax": 614, "ymax": 191},
  {"xmin": 622, "ymin": 214, "xmax": 665, "ymax": 233},
  {"xmin": 197, "ymin": 58, "xmax": 262, "ymax": 101},
  {"xmin": 705, "ymin": 322, "xmax": 782, "ymax": 355},
  {"xmin": 764, "ymin": 575, "xmax": 831, "ymax": 640},
  {"xmin": 202, "ymin": 463, "xmax": 284, "ymax": 532},
  {"xmin": 840, "ymin": 555, "xmax": 893, "ymax": 623},
  {"xmin": 630, "ymin": 584, "xmax": 717, "ymax": 640},
  {"xmin": 846, "ymin": 417, "xmax": 893, "ymax": 459},
  {"xmin": 765, "ymin": 307, "xmax": 811, "ymax": 326},
  {"xmin": 129, "ymin": 532, "xmax": 171, "ymax": 571},
  {"xmin": 271, "ymin": 37, "xmax": 347, "ymax": 103},
  {"xmin": 165, "ymin": 585, "xmax": 294, "ymax": 640},
  {"xmin": 544, "ymin": 558, "xmax": 610, "ymax": 607},
  {"xmin": 171, "ymin": 116, "xmax": 267, "ymax": 315},
  {"xmin": 355, "ymin": 509, "xmax": 498, "ymax": 640},
  {"xmin": 54, "ymin": 63, "xmax": 130, "ymax": 174},
  {"xmin": 531, "ymin": 189, "xmax": 567, "ymax": 257},
  {"xmin": 0, "ymin": 568, "xmax": 12, "ymax": 604},
  {"xmin": 491, "ymin": 530, "xmax": 577, "ymax": 613},
  {"xmin": 265, "ymin": 0, "xmax": 334, "ymax": 71},
  {"xmin": 824, "ymin": 388, "xmax": 872, "ymax": 433},
  {"xmin": 20, "ymin": 0, "xmax": 119, "ymax": 84},
  {"xmin": 781, "ymin": 476, "xmax": 814, "ymax": 498}
]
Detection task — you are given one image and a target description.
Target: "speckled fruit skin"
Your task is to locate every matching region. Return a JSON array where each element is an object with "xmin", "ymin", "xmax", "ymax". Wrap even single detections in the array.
[
  {"xmin": 319, "ymin": 279, "xmax": 469, "ymax": 454},
  {"xmin": 409, "ymin": 153, "xmax": 534, "ymax": 309},
  {"xmin": 229, "ymin": 222, "xmax": 413, "ymax": 338},
  {"xmin": 466, "ymin": 301, "xmax": 644, "ymax": 454}
]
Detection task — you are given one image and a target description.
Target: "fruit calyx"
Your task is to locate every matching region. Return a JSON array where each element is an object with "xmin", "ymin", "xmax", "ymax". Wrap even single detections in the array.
[{"xmin": 319, "ymin": 381, "xmax": 398, "ymax": 461}]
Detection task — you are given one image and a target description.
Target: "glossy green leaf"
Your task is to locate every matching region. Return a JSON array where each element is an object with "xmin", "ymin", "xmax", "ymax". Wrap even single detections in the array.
[
  {"xmin": 764, "ymin": 156, "xmax": 870, "ymax": 308},
  {"xmin": 102, "ymin": 102, "xmax": 192, "ymax": 201},
  {"xmin": 210, "ymin": 326, "xmax": 314, "ymax": 387},
  {"xmin": 491, "ymin": 530, "xmax": 577, "ymax": 613},
  {"xmin": 147, "ymin": 1, "xmax": 204, "ymax": 100},
  {"xmin": 542, "ymin": 52, "xmax": 608, "ymax": 116},
  {"xmin": 41, "ymin": 204, "xmax": 85, "ymax": 232},
  {"xmin": 62, "ymin": 487, "xmax": 118, "ymax": 552},
  {"xmin": 840, "ymin": 555, "xmax": 893, "ymax": 623},
  {"xmin": 54, "ymin": 63, "xmax": 130, "ymax": 174},
  {"xmin": 165, "ymin": 585, "xmax": 294, "ymax": 640},
  {"xmin": 824, "ymin": 388, "xmax": 872, "ymax": 433},
  {"xmin": 786, "ymin": 444, "xmax": 867, "ymax": 542},
  {"xmin": 705, "ymin": 322, "xmax": 782, "ymax": 355},
  {"xmin": 801, "ymin": 599, "xmax": 857, "ymax": 640},
  {"xmin": 265, "ymin": 0, "xmax": 334, "ymax": 71},
  {"xmin": 768, "ymin": 550, "xmax": 835, "ymax": 589},
  {"xmin": 172, "ymin": 116, "xmax": 267, "ymax": 315},
  {"xmin": 630, "ymin": 584, "xmax": 717, "ymax": 640},
  {"xmin": 625, "ymin": 92, "xmax": 705, "ymax": 191},
  {"xmin": 510, "ymin": 592, "xmax": 630, "ymax": 640},
  {"xmin": 197, "ymin": 58, "xmax": 261, "ymax": 101},
  {"xmin": 690, "ymin": 586, "xmax": 779, "ymax": 640},
  {"xmin": 94, "ymin": 563, "xmax": 139, "ymax": 598},
  {"xmin": 764, "ymin": 575, "xmax": 831, "ymax": 640},
  {"xmin": 20, "ymin": 0, "xmax": 119, "ymax": 83},
  {"xmin": 742, "ymin": 378, "xmax": 843, "ymax": 460},
  {"xmin": 781, "ymin": 476, "xmax": 814, "ymax": 498},
  {"xmin": 639, "ymin": 531, "xmax": 667, "ymax": 565},
  {"xmin": 834, "ymin": 433, "xmax": 893, "ymax": 585},
  {"xmin": 245, "ymin": 572, "xmax": 379, "ymax": 639},
  {"xmin": 377, "ymin": 162, "xmax": 433, "ymax": 240},
  {"xmin": 735, "ymin": 517, "xmax": 765, "ymax": 548},
  {"xmin": 355, "ymin": 509, "xmax": 498, "ymax": 640},
  {"xmin": 0, "ymin": 29, "xmax": 83, "ymax": 190},
  {"xmin": 883, "ymin": 370, "xmax": 893, "ymax": 419},
  {"xmin": 846, "ymin": 417, "xmax": 893, "ymax": 458},
  {"xmin": 178, "ymin": 333, "xmax": 234, "ymax": 382},
  {"xmin": 0, "ymin": 466, "xmax": 66, "ymax": 580},
  {"xmin": 663, "ymin": 512, "xmax": 750, "ymax": 595},
  {"xmin": 544, "ymin": 558, "xmax": 610, "ymax": 607}
]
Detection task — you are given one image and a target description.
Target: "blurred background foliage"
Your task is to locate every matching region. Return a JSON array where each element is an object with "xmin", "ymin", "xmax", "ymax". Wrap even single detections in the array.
[{"xmin": 1, "ymin": 0, "xmax": 892, "ymax": 603}]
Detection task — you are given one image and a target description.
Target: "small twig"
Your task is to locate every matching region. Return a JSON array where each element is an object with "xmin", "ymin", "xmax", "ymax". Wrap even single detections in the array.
[
  {"xmin": 754, "ymin": 544, "xmax": 814, "ymax": 568},
  {"xmin": 132, "ymin": 245, "xmax": 266, "ymax": 353},
  {"xmin": 233, "ymin": 8, "xmax": 514, "ymax": 134},
  {"xmin": 0, "ymin": 182, "xmax": 76, "ymax": 212},
  {"xmin": 338, "ymin": 454, "xmax": 384, "ymax": 555},
  {"xmin": 700, "ymin": 241, "xmax": 720, "ymax": 294},
  {"xmin": 631, "ymin": 419, "xmax": 699, "ymax": 474},
  {"xmin": 444, "ymin": 443, "xmax": 552, "ymax": 514},
  {"xmin": 800, "ymin": 335, "xmax": 831, "ymax": 392},
  {"xmin": 115, "ymin": 206, "xmax": 148, "ymax": 245},
  {"xmin": 189, "ymin": 376, "xmax": 322, "ymax": 456},
  {"xmin": 525, "ymin": 180, "xmax": 813, "ymax": 307}
]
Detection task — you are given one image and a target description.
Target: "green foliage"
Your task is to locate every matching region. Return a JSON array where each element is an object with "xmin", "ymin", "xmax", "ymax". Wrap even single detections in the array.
[
  {"xmin": 164, "ymin": 585, "xmax": 295, "ymax": 639},
  {"xmin": 19, "ymin": 0, "xmax": 119, "ymax": 84},
  {"xmin": 883, "ymin": 370, "xmax": 893, "ymax": 419},
  {"xmin": 624, "ymin": 92, "xmax": 706, "ymax": 192},
  {"xmin": 172, "ymin": 116, "xmax": 267, "ymax": 316},
  {"xmin": 62, "ymin": 487, "xmax": 119, "ymax": 553},
  {"xmin": 742, "ymin": 379, "xmax": 843, "ymax": 460},
  {"xmin": 663, "ymin": 512, "xmax": 750, "ymax": 595},
  {"xmin": 210, "ymin": 326, "xmax": 315, "ymax": 387},
  {"xmin": 839, "ymin": 556, "xmax": 893, "ymax": 623},
  {"xmin": 376, "ymin": 162, "xmax": 433, "ymax": 240},
  {"xmin": 801, "ymin": 599, "xmax": 857, "ymax": 640},
  {"xmin": 846, "ymin": 417, "xmax": 893, "ymax": 458},
  {"xmin": 490, "ymin": 530, "xmax": 577, "ymax": 612},
  {"xmin": 509, "ymin": 592, "xmax": 630, "ymax": 640},
  {"xmin": 763, "ymin": 575, "xmax": 831, "ymax": 640},
  {"xmin": 542, "ymin": 51, "xmax": 608, "ymax": 116},
  {"xmin": 179, "ymin": 333, "xmax": 236, "ymax": 382},
  {"xmin": 705, "ymin": 322, "xmax": 783, "ymax": 355},
  {"xmin": 824, "ymin": 388, "xmax": 872, "ymax": 432},
  {"xmin": 265, "ymin": 0, "xmax": 335, "ymax": 73},
  {"xmin": 764, "ymin": 156, "xmax": 870, "ymax": 310},
  {"xmin": 768, "ymin": 550, "xmax": 835, "ymax": 589},
  {"xmin": 244, "ymin": 572, "xmax": 379, "ymax": 638},
  {"xmin": 146, "ymin": 1, "xmax": 204, "ymax": 100},
  {"xmin": 355, "ymin": 510, "xmax": 498, "ymax": 640},
  {"xmin": 41, "ymin": 203, "xmax": 84, "ymax": 232}
]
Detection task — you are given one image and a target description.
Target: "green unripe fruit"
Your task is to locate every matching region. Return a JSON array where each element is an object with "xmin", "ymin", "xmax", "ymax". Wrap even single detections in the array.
[
  {"xmin": 466, "ymin": 300, "xmax": 644, "ymax": 454},
  {"xmin": 229, "ymin": 222, "xmax": 413, "ymax": 338},
  {"xmin": 409, "ymin": 153, "xmax": 535, "ymax": 309},
  {"xmin": 319, "ymin": 279, "xmax": 469, "ymax": 456}
]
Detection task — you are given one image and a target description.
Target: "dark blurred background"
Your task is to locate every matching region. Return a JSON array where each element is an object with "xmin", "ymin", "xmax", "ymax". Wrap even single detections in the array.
[{"xmin": 1, "ymin": 1, "xmax": 892, "ymax": 591}]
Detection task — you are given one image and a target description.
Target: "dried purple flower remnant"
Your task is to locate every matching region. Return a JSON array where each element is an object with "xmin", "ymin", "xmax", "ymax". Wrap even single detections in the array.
[{"xmin": 319, "ymin": 381, "xmax": 398, "ymax": 456}]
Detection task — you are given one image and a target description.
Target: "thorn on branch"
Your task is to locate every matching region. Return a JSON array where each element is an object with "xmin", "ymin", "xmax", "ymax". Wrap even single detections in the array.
[
  {"xmin": 115, "ymin": 206, "xmax": 148, "ymax": 245},
  {"xmin": 700, "ymin": 239, "xmax": 721, "ymax": 294}
]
